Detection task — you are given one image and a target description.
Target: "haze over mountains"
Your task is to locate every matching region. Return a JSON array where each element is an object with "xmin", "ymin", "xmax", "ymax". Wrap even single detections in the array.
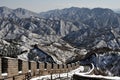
[
  {"xmin": 114, "ymin": 9, "xmax": 120, "ymax": 13},
  {"xmin": 0, "ymin": 6, "xmax": 120, "ymax": 76}
]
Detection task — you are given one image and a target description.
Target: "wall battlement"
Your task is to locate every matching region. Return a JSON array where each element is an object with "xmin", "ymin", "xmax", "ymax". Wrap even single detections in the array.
[{"xmin": 0, "ymin": 57, "xmax": 80, "ymax": 80}]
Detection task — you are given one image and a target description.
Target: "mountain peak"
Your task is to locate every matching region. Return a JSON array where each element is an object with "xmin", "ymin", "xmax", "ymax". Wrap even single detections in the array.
[
  {"xmin": 14, "ymin": 8, "xmax": 35, "ymax": 13},
  {"xmin": 63, "ymin": 7, "xmax": 90, "ymax": 11},
  {"xmin": 0, "ymin": 6, "xmax": 12, "ymax": 11},
  {"xmin": 0, "ymin": 6, "xmax": 11, "ymax": 10},
  {"xmin": 68, "ymin": 7, "xmax": 80, "ymax": 9},
  {"xmin": 92, "ymin": 8, "xmax": 114, "ymax": 13},
  {"xmin": 15, "ymin": 8, "xmax": 26, "ymax": 11},
  {"xmin": 0, "ymin": 6, "xmax": 39, "ymax": 18},
  {"xmin": 0, "ymin": 6, "xmax": 12, "ymax": 15}
]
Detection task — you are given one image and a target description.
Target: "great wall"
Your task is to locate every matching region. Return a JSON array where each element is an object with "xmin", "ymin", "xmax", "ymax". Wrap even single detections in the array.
[
  {"xmin": 1, "ymin": 57, "xmax": 119, "ymax": 80},
  {"xmin": 0, "ymin": 57, "xmax": 80, "ymax": 80}
]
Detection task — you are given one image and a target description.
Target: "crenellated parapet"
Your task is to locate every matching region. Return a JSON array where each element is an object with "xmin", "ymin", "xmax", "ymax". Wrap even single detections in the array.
[{"xmin": 0, "ymin": 57, "xmax": 80, "ymax": 80}]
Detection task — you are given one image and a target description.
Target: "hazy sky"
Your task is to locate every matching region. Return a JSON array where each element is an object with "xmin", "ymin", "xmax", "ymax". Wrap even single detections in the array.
[{"xmin": 0, "ymin": 0, "xmax": 119, "ymax": 12}]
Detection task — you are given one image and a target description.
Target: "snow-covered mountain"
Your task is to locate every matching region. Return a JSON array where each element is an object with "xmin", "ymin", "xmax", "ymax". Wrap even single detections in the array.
[
  {"xmin": 80, "ymin": 47, "xmax": 120, "ymax": 76},
  {"xmin": 40, "ymin": 7, "xmax": 120, "ymax": 49},
  {"xmin": 0, "ymin": 6, "xmax": 39, "ymax": 18},
  {"xmin": 0, "ymin": 7, "xmax": 120, "ymax": 75},
  {"xmin": 0, "ymin": 12, "xmax": 81, "ymax": 64}
]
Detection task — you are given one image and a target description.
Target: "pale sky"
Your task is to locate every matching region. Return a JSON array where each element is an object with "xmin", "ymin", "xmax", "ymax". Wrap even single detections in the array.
[{"xmin": 0, "ymin": 0, "xmax": 119, "ymax": 12}]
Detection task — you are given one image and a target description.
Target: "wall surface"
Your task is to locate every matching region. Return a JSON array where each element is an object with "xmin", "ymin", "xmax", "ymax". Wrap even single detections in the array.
[{"xmin": 0, "ymin": 57, "xmax": 80, "ymax": 80}]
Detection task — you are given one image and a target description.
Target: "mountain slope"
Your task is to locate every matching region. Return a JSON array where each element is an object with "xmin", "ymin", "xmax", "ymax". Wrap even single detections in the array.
[
  {"xmin": 40, "ymin": 7, "xmax": 120, "ymax": 49},
  {"xmin": 0, "ymin": 7, "xmax": 120, "ymax": 64},
  {"xmin": 0, "ymin": 6, "xmax": 39, "ymax": 18},
  {"xmin": 0, "ymin": 6, "xmax": 120, "ymax": 76},
  {"xmin": 0, "ymin": 16, "xmax": 82, "ymax": 63}
]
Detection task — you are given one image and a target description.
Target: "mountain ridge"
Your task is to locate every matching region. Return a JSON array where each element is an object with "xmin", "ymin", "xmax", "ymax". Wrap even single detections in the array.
[
  {"xmin": 0, "ymin": 6, "xmax": 120, "ymax": 63},
  {"xmin": 0, "ymin": 6, "xmax": 39, "ymax": 18},
  {"xmin": 0, "ymin": 6, "xmax": 120, "ymax": 76},
  {"xmin": 39, "ymin": 7, "xmax": 120, "ymax": 49}
]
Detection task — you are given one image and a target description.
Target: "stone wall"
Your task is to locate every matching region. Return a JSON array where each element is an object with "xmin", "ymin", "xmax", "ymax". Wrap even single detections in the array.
[
  {"xmin": 0, "ymin": 58, "xmax": 1, "ymax": 79},
  {"xmin": 0, "ymin": 57, "xmax": 80, "ymax": 80}
]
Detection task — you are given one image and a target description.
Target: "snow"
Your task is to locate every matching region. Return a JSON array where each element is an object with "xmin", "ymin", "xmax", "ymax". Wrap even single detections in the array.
[
  {"xmin": 1, "ymin": 73, "xmax": 8, "ymax": 76},
  {"xmin": 31, "ymin": 64, "xmax": 120, "ymax": 80},
  {"xmin": 18, "ymin": 71, "xmax": 22, "ymax": 74},
  {"xmin": 18, "ymin": 53, "xmax": 28, "ymax": 61},
  {"xmin": 29, "ymin": 70, "xmax": 31, "ymax": 72},
  {"xmin": 95, "ymin": 40, "xmax": 107, "ymax": 48},
  {"xmin": 74, "ymin": 64, "xmax": 120, "ymax": 80},
  {"xmin": 31, "ymin": 66, "xmax": 84, "ymax": 80},
  {"xmin": 78, "ymin": 63, "xmax": 94, "ymax": 75},
  {"xmin": 74, "ymin": 74, "xmax": 120, "ymax": 80}
]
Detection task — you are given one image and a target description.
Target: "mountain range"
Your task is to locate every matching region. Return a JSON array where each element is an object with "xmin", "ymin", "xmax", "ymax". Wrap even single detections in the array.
[
  {"xmin": 0, "ymin": 6, "xmax": 120, "ymax": 76},
  {"xmin": 0, "ymin": 6, "xmax": 120, "ymax": 64},
  {"xmin": 0, "ymin": 6, "xmax": 39, "ymax": 18},
  {"xmin": 40, "ymin": 7, "xmax": 120, "ymax": 49}
]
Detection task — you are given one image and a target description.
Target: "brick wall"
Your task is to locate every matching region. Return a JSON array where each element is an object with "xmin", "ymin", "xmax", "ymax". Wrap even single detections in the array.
[
  {"xmin": 40, "ymin": 62, "xmax": 44, "ymax": 71},
  {"xmin": 0, "ymin": 57, "xmax": 80, "ymax": 80},
  {"xmin": 22, "ymin": 60, "xmax": 28, "ymax": 74},
  {"xmin": 31, "ymin": 61, "xmax": 37, "ymax": 76},
  {"xmin": 7, "ymin": 58, "xmax": 18, "ymax": 77},
  {"xmin": 0, "ymin": 58, "xmax": 1, "ymax": 79},
  {"xmin": 39, "ymin": 62, "xmax": 44, "ymax": 76}
]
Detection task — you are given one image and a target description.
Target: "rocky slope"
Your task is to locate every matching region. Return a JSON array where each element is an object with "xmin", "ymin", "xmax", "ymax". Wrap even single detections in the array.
[
  {"xmin": 80, "ymin": 48, "xmax": 120, "ymax": 76},
  {"xmin": 40, "ymin": 7, "xmax": 120, "ymax": 49},
  {"xmin": 0, "ymin": 7, "xmax": 120, "ymax": 76},
  {"xmin": 0, "ymin": 13, "xmax": 81, "ymax": 64},
  {"xmin": 0, "ymin": 6, "xmax": 39, "ymax": 18},
  {"xmin": 40, "ymin": 7, "xmax": 120, "ymax": 76}
]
